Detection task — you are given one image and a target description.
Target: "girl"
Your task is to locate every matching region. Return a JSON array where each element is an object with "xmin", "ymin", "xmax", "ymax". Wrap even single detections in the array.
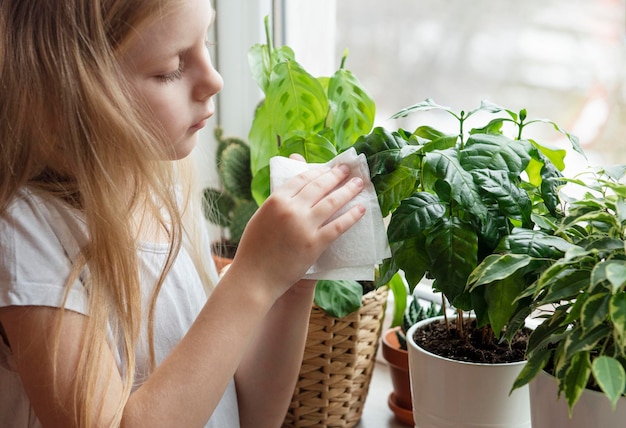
[{"xmin": 0, "ymin": 1, "xmax": 366, "ymax": 427}]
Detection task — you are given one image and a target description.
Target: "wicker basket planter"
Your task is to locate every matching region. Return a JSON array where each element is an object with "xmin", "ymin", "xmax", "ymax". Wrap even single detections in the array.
[{"xmin": 283, "ymin": 286, "xmax": 388, "ymax": 428}]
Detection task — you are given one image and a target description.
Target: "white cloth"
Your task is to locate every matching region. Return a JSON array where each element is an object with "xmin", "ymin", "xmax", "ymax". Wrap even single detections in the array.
[
  {"xmin": 269, "ymin": 148, "xmax": 391, "ymax": 280},
  {"xmin": 0, "ymin": 188, "xmax": 239, "ymax": 428}
]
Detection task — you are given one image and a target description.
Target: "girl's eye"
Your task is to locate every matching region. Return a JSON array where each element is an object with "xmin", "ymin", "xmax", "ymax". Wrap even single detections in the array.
[{"xmin": 156, "ymin": 59, "xmax": 185, "ymax": 83}]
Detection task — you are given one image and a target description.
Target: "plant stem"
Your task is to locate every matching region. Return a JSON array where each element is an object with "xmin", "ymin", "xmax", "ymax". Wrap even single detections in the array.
[{"xmin": 442, "ymin": 295, "xmax": 450, "ymax": 336}]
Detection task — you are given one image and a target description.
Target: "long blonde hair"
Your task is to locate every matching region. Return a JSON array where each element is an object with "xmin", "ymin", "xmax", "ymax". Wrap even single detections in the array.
[{"xmin": 0, "ymin": 0, "xmax": 213, "ymax": 425}]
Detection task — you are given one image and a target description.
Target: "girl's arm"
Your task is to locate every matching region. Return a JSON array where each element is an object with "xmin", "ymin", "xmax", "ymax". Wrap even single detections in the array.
[
  {"xmin": 0, "ymin": 163, "xmax": 365, "ymax": 428},
  {"xmin": 235, "ymin": 279, "xmax": 317, "ymax": 428}
]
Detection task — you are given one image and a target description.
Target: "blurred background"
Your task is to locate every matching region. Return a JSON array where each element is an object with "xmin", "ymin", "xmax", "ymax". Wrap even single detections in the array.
[{"xmin": 201, "ymin": 0, "xmax": 626, "ymax": 186}]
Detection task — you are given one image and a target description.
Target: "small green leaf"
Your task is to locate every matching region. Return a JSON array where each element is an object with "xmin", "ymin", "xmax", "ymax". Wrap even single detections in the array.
[
  {"xmin": 372, "ymin": 167, "xmax": 420, "ymax": 217},
  {"xmin": 485, "ymin": 273, "xmax": 525, "ymax": 338},
  {"xmin": 592, "ymin": 356, "xmax": 626, "ymax": 410},
  {"xmin": 423, "ymin": 148, "xmax": 488, "ymax": 220},
  {"xmin": 426, "ymin": 217, "xmax": 478, "ymax": 306},
  {"xmin": 327, "ymin": 67, "xmax": 376, "ymax": 150},
  {"xmin": 391, "ymin": 238, "xmax": 429, "ymax": 289},
  {"xmin": 387, "ymin": 273, "xmax": 408, "ymax": 328},
  {"xmin": 564, "ymin": 324, "xmax": 611, "ymax": 361},
  {"xmin": 468, "ymin": 254, "xmax": 533, "ymax": 290},
  {"xmin": 580, "ymin": 292, "xmax": 610, "ymax": 332},
  {"xmin": 563, "ymin": 351, "xmax": 592, "ymax": 414},
  {"xmin": 592, "ymin": 260, "xmax": 626, "ymax": 293},
  {"xmin": 278, "ymin": 133, "xmax": 337, "ymax": 163},
  {"xmin": 609, "ymin": 293, "xmax": 626, "ymax": 348},
  {"xmin": 391, "ymin": 98, "xmax": 455, "ymax": 119},
  {"xmin": 387, "ymin": 193, "xmax": 446, "ymax": 242},
  {"xmin": 314, "ymin": 280, "xmax": 363, "ymax": 318},
  {"xmin": 511, "ymin": 346, "xmax": 552, "ymax": 392}
]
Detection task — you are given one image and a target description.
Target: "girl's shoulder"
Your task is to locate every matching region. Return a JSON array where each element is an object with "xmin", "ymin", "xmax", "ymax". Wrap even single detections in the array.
[
  {"xmin": 1, "ymin": 187, "xmax": 87, "ymax": 262},
  {"xmin": 0, "ymin": 188, "xmax": 89, "ymax": 314}
]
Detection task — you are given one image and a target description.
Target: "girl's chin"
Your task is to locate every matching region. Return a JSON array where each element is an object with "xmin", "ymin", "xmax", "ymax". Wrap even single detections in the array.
[{"xmin": 161, "ymin": 135, "xmax": 198, "ymax": 161}]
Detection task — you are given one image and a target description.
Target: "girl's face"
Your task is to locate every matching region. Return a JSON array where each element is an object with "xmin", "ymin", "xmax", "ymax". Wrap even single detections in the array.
[{"xmin": 121, "ymin": 0, "xmax": 223, "ymax": 160}]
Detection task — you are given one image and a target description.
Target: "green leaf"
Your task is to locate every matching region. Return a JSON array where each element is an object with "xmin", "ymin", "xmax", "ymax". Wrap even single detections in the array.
[
  {"xmin": 497, "ymin": 228, "xmax": 572, "ymax": 258},
  {"xmin": 512, "ymin": 346, "xmax": 552, "ymax": 392},
  {"xmin": 314, "ymin": 280, "xmax": 363, "ymax": 318},
  {"xmin": 353, "ymin": 127, "xmax": 408, "ymax": 164},
  {"xmin": 426, "ymin": 217, "xmax": 478, "ymax": 307},
  {"xmin": 250, "ymin": 166, "xmax": 271, "ymax": 206},
  {"xmin": 471, "ymin": 169, "xmax": 532, "ymax": 225},
  {"xmin": 392, "ymin": 238, "xmax": 429, "ymax": 289},
  {"xmin": 391, "ymin": 98, "xmax": 456, "ymax": 119},
  {"xmin": 580, "ymin": 292, "xmax": 610, "ymax": 332},
  {"xmin": 278, "ymin": 133, "xmax": 337, "ymax": 163},
  {"xmin": 538, "ymin": 268, "xmax": 590, "ymax": 305},
  {"xmin": 387, "ymin": 273, "xmax": 408, "ymax": 328},
  {"xmin": 423, "ymin": 148, "xmax": 488, "ymax": 220},
  {"xmin": 526, "ymin": 117, "xmax": 585, "ymax": 158},
  {"xmin": 468, "ymin": 254, "xmax": 533, "ymax": 290},
  {"xmin": 485, "ymin": 273, "xmax": 526, "ymax": 338},
  {"xmin": 564, "ymin": 324, "xmax": 611, "ymax": 361},
  {"xmin": 609, "ymin": 293, "xmax": 626, "ymax": 348},
  {"xmin": 563, "ymin": 351, "xmax": 592, "ymax": 414},
  {"xmin": 248, "ymin": 101, "xmax": 278, "ymax": 176},
  {"xmin": 247, "ymin": 43, "xmax": 271, "ymax": 92},
  {"xmin": 592, "ymin": 260, "xmax": 626, "ymax": 293},
  {"xmin": 592, "ymin": 356, "xmax": 626, "ymax": 410},
  {"xmin": 529, "ymin": 139, "xmax": 567, "ymax": 171},
  {"xmin": 387, "ymin": 193, "xmax": 447, "ymax": 242},
  {"xmin": 372, "ymin": 166, "xmax": 419, "ymax": 217},
  {"xmin": 526, "ymin": 307, "xmax": 569, "ymax": 354},
  {"xmin": 540, "ymin": 161, "xmax": 565, "ymax": 216},
  {"xmin": 461, "ymin": 134, "xmax": 532, "ymax": 176},
  {"xmin": 327, "ymin": 67, "xmax": 375, "ymax": 150},
  {"xmin": 266, "ymin": 60, "xmax": 328, "ymax": 139}
]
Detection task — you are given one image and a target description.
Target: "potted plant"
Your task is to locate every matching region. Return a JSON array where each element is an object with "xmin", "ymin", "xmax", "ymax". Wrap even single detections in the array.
[
  {"xmin": 352, "ymin": 98, "xmax": 583, "ymax": 427},
  {"xmin": 381, "ymin": 286, "xmax": 442, "ymax": 426},
  {"xmin": 496, "ymin": 165, "xmax": 626, "ymax": 427},
  {"xmin": 243, "ymin": 17, "xmax": 390, "ymax": 428}
]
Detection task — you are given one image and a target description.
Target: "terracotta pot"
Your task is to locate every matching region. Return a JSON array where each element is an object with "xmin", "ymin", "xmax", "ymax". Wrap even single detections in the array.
[
  {"xmin": 381, "ymin": 327, "xmax": 413, "ymax": 426},
  {"xmin": 407, "ymin": 316, "xmax": 531, "ymax": 428},
  {"xmin": 211, "ymin": 254, "xmax": 233, "ymax": 277},
  {"xmin": 530, "ymin": 369, "xmax": 626, "ymax": 428}
]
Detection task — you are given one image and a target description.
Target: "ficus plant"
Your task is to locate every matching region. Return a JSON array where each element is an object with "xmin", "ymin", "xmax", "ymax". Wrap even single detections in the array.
[
  {"xmin": 245, "ymin": 17, "xmax": 380, "ymax": 317},
  {"xmin": 353, "ymin": 98, "xmax": 583, "ymax": 348},
  {"xmin": 492, "ymin": 166, "xmax": 626, "ymax": 414}
]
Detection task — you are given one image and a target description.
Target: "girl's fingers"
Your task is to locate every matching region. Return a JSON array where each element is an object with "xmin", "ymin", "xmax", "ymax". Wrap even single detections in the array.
[
  {"xmin": 274, "ymin": 166, "xmax": 333, "ymax": 198},
  {"xmin": 290, "ymin": 164, "xmax": 352, "ymax": 207},
  {"xmin": 310, "ymin": 176, "xmax": 364, "ymax": 222},
  {"xmin": 318, "ymin": 202, "xmax": 366, "ymax": 242}
]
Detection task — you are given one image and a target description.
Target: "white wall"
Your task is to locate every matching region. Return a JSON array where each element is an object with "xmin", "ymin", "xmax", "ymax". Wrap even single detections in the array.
[{"xmin": 192, "ymin": 0, "xmax": 272, "ymax": 191}]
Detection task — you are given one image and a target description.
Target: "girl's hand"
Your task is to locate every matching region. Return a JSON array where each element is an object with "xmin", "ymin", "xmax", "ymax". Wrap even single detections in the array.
[{"xmin": 229, "ymin": 159, "xmax": 365, "ymax": 299}]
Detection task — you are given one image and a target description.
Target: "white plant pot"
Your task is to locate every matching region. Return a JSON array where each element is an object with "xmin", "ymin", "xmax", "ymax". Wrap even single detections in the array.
[
  {"xmin": 406, "ymin": 316, "xmax": 531, "ymax": 428},
  {"xmin": 530, "ymin": 369, "xmax": 626, "ymax": 428}
]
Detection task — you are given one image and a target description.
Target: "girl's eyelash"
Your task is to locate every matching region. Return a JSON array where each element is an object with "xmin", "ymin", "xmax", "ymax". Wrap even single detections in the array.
[{"xmin": 157, "ymin": 59, "xmax": 185, "ymax": 83}]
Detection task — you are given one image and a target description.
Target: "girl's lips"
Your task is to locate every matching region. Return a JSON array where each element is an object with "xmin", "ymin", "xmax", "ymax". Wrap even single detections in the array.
[{"xmin": 190, "ymin": 119, "xmax": 207, "ymax": 131}]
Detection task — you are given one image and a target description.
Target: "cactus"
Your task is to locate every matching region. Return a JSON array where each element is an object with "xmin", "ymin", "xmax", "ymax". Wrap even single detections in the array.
[
  {"xmin": 396, "ymin": 299, "xmax": 443, "ymax": 350},
  {"xmin": 203, "ymin": 128, "xmax": 258, "ymax": 248}
]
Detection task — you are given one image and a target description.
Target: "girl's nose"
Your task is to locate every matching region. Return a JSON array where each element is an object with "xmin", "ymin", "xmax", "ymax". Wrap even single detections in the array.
[{"xmin": 193, "ymin": 52, "xmax": 223, "ymax": 102}]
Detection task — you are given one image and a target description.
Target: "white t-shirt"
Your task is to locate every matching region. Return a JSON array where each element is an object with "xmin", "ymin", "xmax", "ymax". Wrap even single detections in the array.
[{"xmin": 0, "ymin": 188, "xmax": 240, "ymax": 427}]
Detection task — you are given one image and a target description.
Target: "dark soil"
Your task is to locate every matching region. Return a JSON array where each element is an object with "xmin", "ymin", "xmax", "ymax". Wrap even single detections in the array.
[{"xmin": 412, "ymin": 317, "xmax": 530, "ymax": 364}]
